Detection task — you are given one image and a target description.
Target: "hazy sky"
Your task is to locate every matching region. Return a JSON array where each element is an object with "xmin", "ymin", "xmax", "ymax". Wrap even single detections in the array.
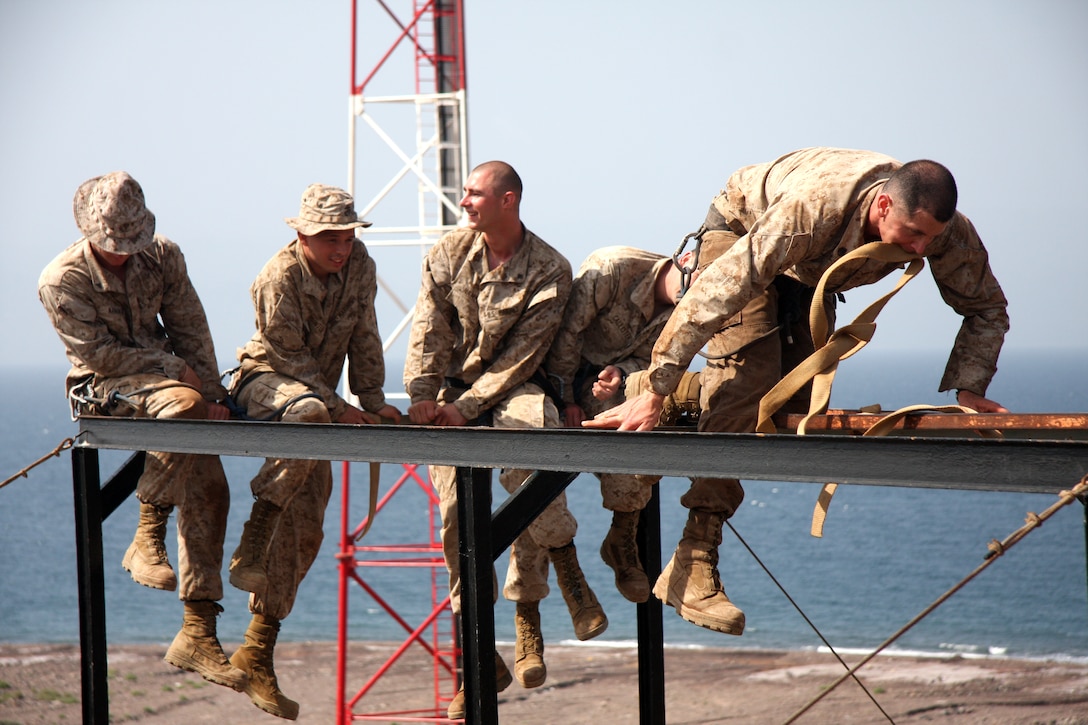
[{"xmin": 3, "ymin": 0, "xmax": 1086, "ymax": 386}]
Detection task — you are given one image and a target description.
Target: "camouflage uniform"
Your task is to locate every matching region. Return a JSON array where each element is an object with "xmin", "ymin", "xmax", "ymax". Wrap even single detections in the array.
[
  {"xmin": 647, "ymin": 147, "xmax": 1010, "ymax": 516},
  {"xmin": 231, "ymin": 237, "xmax": 388, "ymax": 619},
  {"xmin": 404, "ymin": 227, "xmax": 574, "ymax": 608},
  {"xmin": 545, "ymin": 246, "xmax": 670, "ymax": 513},
  {"xmin": 38, "ymin": 236, "xmax": 230, "ymax": 602}
]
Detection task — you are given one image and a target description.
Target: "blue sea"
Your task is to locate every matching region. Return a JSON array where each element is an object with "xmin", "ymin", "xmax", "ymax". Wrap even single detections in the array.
[{"xmin": 1, "ymin": 349, "xmax": 1086, "ymax": 665}]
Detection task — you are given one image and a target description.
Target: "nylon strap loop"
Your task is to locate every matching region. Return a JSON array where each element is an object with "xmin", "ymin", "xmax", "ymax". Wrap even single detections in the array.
[{"xmin": 750, "ymin": 242, "xmax": 924, "ymax": 537}]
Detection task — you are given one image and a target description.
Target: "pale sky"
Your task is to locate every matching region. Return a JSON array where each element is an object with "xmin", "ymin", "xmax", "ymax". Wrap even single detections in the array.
[{"xmin": 3, "ymin": 0, "xmax": 1086, "ymax": 383}]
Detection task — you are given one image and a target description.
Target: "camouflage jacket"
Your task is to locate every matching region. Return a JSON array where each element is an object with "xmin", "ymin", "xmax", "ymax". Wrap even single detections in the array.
[
  {"xmin": 236, "ymin": 238, "xmax": 387, "ymax": 419},
  {"xmin": 403, "ymin": 227, "xmax": 572, "ymax": 422},
  {"xmin": 38, "ymin": 236, "xmax": 227, "ymax": 401},
  {"xmin": 649, "ymin": 147, "xmax": 1009, "ymax": 397},
  {"xmin": 545, "ymin": 246, "xmax": 673, "ymax": 405}
]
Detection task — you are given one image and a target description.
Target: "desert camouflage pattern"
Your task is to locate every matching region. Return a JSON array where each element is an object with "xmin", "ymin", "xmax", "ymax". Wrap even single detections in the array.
[
  {"xmin": 231, "ymin": 237, "xmax": 387, "ymax": 619},
  {"xmin": 38, "ymin": 236, "xmax": 227, "ymax": 401},
  {"xmin": 37, "ymin": 236, "xmax": 229, "ymax": 601},
  {"xmin": 545, "ymin": 246, "xmax": 673, "ymax": 406},
  {"xmin": 404, "ymin": 228, "xmax": 571, "ymax": 421},
  {"xmin": 648, "ymin": 147, "xmax": 1009, "ymax": 399},
  {"xmin": 404, "ymin": 227, "xmax": 578, "ymax": 605},
  {"xmin": 545, "ymin": 247, "xmax": 672, "ymax": 512},
  {"xmin": 235, "ymin": 238, "xmax": 388, "ymax": 419}
]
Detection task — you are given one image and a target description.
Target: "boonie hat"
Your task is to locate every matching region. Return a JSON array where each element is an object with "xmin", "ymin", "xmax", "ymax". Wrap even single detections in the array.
[
  {"xmin": 73, "ymin": 171, "xmax": 157, "ymax": 255},
  {"xmin": 286, "ymin": 184, "xmax": 371, "ymax": 235}
]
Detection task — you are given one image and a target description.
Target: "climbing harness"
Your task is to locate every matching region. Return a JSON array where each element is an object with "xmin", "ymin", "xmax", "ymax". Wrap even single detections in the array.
[
  {"xmin": 0, "ymin": 437, "xmax": 74, "ymax": 491},
  {"xmin": 753, "ymin": 241, "xmax": 927, "ymax": 535},
  {"xmin": 781, "ymin": 475, "xmax": 1088, "ymax": 725}
]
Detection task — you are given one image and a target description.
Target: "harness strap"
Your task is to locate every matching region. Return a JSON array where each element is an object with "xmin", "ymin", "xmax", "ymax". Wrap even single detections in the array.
[{"xmin": 750, "ymin": 242, "xmax": 924, "ymax": 537}]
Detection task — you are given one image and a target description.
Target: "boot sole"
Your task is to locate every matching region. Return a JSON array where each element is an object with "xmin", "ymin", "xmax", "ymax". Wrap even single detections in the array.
[
  {"xmin": 163, "ymin": 650, "xmax": 248, "ymax": 692},
  {"xmin": 515, "ymin": 662, "xmax": 547, "ymax": 689},
  {"xmin": 122, "ymin": 546, "xmax": 176, "ymax": 591},
  {"xmin": 574, "ymin": 617, "xmax": 608, "ymax": 641},
  {"xmin": 652, "ymin": 578, "xmax": 745, "ymax": 636},
  {"xmin": 229, "ymin": 568, "xmax": 268, "ymax": 594}
]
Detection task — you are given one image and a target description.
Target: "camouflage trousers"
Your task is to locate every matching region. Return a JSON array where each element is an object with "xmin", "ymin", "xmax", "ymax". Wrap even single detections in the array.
[
  {"xmin": 431, "ymin": 382, "xmax": 578, "ymax": 610},
  {"xmin": 231, "ymin": 372, "xmax": 334, "ymax": 620},
  {"xmin": 92, "ymin": 373, "xmax": 229, "ymax": 602},
  {"xmin": 576, "ymin": 382, "xmax": 656, "ymax": 513},
  {"xmin": 684, "ymin": 253, "xmax": 832, "ymax": 516}
]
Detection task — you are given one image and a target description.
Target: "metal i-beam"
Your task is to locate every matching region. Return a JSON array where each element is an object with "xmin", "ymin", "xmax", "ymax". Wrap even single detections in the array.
[{"xmin": 75, "ymin": 417, "xmax": 1088, "ymax": 494}]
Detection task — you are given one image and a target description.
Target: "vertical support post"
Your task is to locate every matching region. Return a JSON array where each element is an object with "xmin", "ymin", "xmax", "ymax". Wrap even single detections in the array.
[
  {"xmin": 457, "ymin": 466, "xmax": 498, "ymax": 724},
  {"xmin": 636, "ymin": 482, "xmax": 665, "ymax": 724},
  {"xmin": 72, "ymin": 446, "xmax": 109, "ymax": 724},
  {"xmin": 336, "ymin": 459, "xmax": 352, "ymax": 725}
]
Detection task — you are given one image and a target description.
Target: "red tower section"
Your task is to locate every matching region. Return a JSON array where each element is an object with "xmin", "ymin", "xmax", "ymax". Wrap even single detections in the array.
[{"xmin": 338, "ymin": 2, "xmax": 469, "ymax": 722}]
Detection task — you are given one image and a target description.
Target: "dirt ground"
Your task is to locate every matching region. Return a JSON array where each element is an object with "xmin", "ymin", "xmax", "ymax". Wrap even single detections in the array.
[{"xmin": 2, "ymin": 640, "xmax": 1088, "ymax": 725}]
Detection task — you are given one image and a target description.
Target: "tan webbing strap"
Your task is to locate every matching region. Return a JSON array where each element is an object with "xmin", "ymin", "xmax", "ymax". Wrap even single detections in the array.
[
  {"xmin": 809, "ymin": 405, "xmax": 1002, "ymax": 536},
  {"xmin": 353, "ymin": 461, "xmax": 382, "ymax": 543},
  {"xmin": 754, "ymin": 242, "xmax": 923, "ymax": 435},
  {"xmin": 747, "ymin": 242, "xmax": 923, "ymax": 537}
]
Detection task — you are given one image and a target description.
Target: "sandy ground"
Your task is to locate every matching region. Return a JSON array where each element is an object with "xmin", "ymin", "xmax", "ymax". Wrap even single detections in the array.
[{"xmin": 2, "ymin": 640, "xmax": 1088, "ymax": 725}]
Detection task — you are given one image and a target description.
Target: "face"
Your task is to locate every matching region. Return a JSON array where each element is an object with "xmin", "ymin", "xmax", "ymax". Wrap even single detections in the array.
[
  {"xmin": 89, "ymin": 243, "xmax": 130, "ymax": 268},
  {"xmin": 459, "ymin": 168, "xmax": 507, "ymax": 232},
  {"xmin": 298, "ymin": 228, "xmax": 356, "ymax": 280},
  {"xmin": 873, "ymin": 195, "xmax": 947, "ymax": 255}
]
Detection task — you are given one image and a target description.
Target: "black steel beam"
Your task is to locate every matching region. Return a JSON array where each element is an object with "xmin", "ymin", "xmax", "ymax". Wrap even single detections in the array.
[
  {"xmin": 77, "ymin": 417, "xmax": 1088, "ymax": 494},
  {"xmin": 71, "ymin": 446, "xmax": 108, "ymax": 724}
]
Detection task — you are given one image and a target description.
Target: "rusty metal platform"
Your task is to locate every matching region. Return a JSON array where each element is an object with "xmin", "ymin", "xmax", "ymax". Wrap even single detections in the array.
[{"xmin": 777, "ymin": 410, "xmax": 1088, "ymax": 440}]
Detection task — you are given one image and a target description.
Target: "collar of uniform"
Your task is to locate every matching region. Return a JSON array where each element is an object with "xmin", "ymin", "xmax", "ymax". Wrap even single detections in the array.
[
  {"xmin": 291, "ymin": 238, "xmax": 334, "ymax": 298},
  {"xmin": 632, "ymin": 255, "xmax": 671, "ymax": 320},
  {"xmin": 81, "ymin": 237, "xmax": 127, "ymax": 292},
  {"xmin": 472, "ymin": 228, "xmax": 533, "ymax": 282}
]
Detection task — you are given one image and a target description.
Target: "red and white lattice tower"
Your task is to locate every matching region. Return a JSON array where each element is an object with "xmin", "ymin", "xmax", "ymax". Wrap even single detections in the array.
[{"xmin": 337, "ymin": 1, "xmax": 468, "ymax": 722}]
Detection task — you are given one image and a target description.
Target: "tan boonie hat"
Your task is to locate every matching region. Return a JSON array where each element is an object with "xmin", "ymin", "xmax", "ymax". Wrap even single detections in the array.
[
  {"xmin": 285, "ymin": 183, "xmax": 372, "ymax": 235},
  {"xmin": 73, "ymin": 171, "xmax": 157, "ymax": 255}
]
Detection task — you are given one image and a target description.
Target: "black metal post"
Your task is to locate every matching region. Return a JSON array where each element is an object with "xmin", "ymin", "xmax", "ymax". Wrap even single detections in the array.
[
  {"xmin": 72, "ymin": 446, "xmax": 109, "ymax": 724},
  {"xmin": 457, "ymin": 466, "xmax": 498, "ymax": 724},
  {"xmin": 491, "ymin": 470, "xmax": 579, "ymax": 555},
  {"xmin": 636, "ymin": 483, "xmax": 665, "ymax": 724}
]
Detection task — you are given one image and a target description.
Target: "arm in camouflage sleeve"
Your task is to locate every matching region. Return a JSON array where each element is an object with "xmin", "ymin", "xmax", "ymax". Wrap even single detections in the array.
[
  {"xmin": 39, "ymin": 277, "xmax": 187, "ymax": 383},
  {"xmin": 156, "ymin": 244, "xmax": 228, "ymax": 401},
  {"xmin": 454, "ymin": 265, "xmax": 572, "ymax": 422},
  {"xmin": 545, "ymin": 262, "xmax": 615, "ymax": 405},
  {"xmin": 404, "ymin": 248, "xmax": 457, "ymax": 406},
  {"xmin": 345, "ymin": 254, "xmax": 388, "ymax": 413},
  {"xmin": 253, "ymin": 277, "xmax": 348, "ymax": 419},
  {"xmin": 927, "ymin": 214, "xmax": 1010, "ymax": 396},
  {"xmin": 648, "ymin": 207, "xmax": 815, "ymax": 396}
]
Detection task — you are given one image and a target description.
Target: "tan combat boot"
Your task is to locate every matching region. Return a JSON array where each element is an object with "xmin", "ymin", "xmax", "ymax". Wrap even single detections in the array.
[
  {"xmin": 514, "ymin": 601, "xmax": 546, "ymax": 688},
  {"xmin": 653, "ymin": 509, "xmax": 745, "ymax": 635},
  {"xmin": 122, "ymin": 502, "xmax": 177, "ymax": 591},
  {"xmin": 600, "ymin": 510, "xmax": 650, "ymax": 603},
  {"xmin": 446, "ymin": 652, "xmax": 513, "ymax": 719},
  {"xmin": 164, "ymin": 600, "xmax": 248, "ymax": 691},
  {"xmin": 229, "ymin": 498, "xmax": 282, "ymax": 594},
  {"xmin": 230, "ymin": 613, "xmax": 299, "ymax": 720},
  {"xmin": 549, "ymin": 542, "xmax": 608, "ymax": 640}
]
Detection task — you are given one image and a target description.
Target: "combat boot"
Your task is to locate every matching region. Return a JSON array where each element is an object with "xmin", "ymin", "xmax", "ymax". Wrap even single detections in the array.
[
  {"xmin": 513, "ymin": 601, "xmax": 546, "ymax": 688},
  {"xmin": 229, "ymin": 498, "xmax": 282, "ymax": 594},
  {"xmin": 549, "ymin": 542, "xmax": 608, "ymax": 640},
  {"xmin": 122, "ymin": 502, "xmax": 176, "ymax": 591},
  {"xmin": 446, "ymin": 652, "xmax": 513, "ymax": 719},
  {"xmin": 653, "ymin": 509, "xmax": 745, "ymax": 635},
  {"xmin": 230, "ymin": 613, "xmax": 299, "ymax": 720},
  {"xmin": 600, "ymin": 510, "xmax": 650, "ymax": 603},
  {"xmin": 164, "ymin": 600, "xmax": 248, "ymax": 691}
]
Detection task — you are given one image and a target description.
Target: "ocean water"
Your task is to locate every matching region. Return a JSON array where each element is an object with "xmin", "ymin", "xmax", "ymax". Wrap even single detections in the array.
[{"xmin": 1, "ymin": 349, "xmax": 1086, "ymax": 665}]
